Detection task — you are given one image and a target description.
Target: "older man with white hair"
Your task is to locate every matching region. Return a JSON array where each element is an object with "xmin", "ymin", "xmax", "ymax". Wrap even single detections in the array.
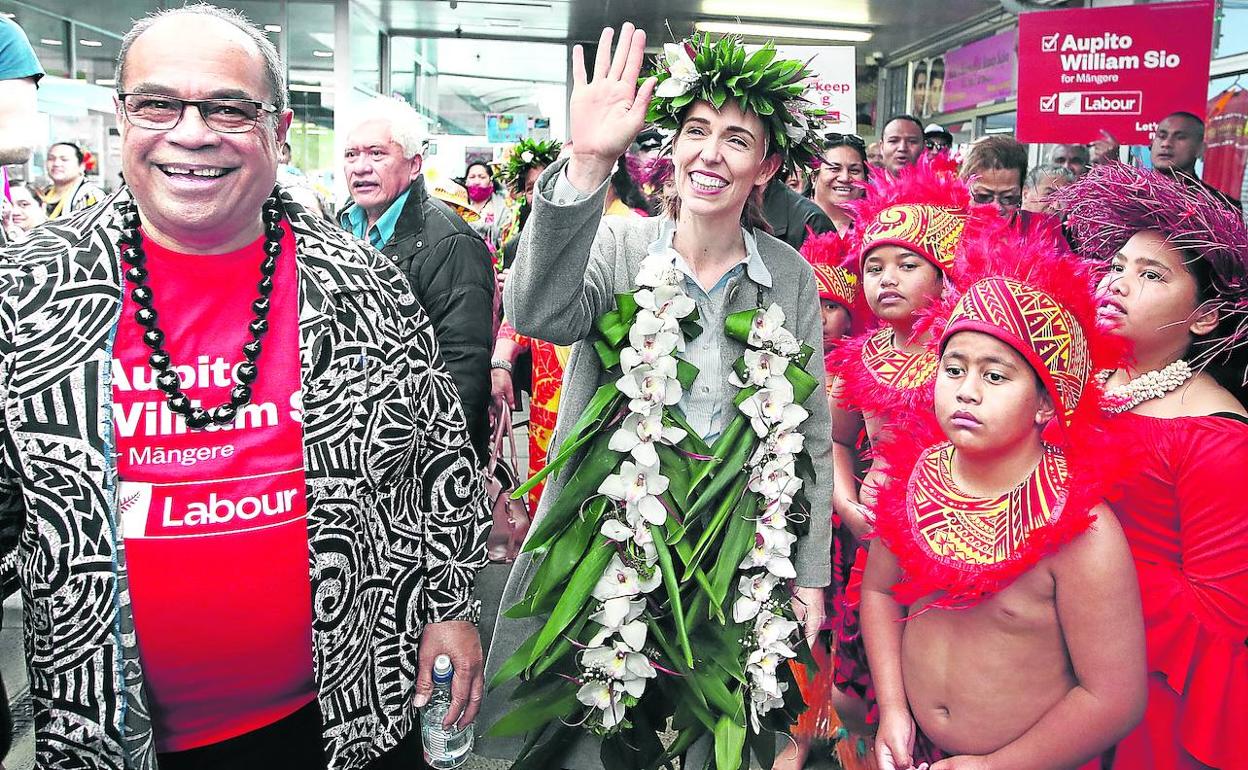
[{"xmin": 340, "ymin": 99, "xmax": 496, "ymax": 460}]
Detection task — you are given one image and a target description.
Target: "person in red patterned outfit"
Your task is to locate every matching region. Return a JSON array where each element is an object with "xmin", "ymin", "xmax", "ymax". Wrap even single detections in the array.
[
  {"xmin": 863, "ymin": 225, "xmax": 1146, "ymax": 770},
  {"xmin": 1058, "ymin": 164, "xmax": 1248, "ymax": 770},
  {"xmin": 824, "ymin": 155, "xmax": 979, "ymax": 748}
]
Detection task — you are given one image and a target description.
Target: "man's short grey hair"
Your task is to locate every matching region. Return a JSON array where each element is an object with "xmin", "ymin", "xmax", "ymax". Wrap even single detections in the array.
[
  {"xmin": 1025, "ymin": 163, "xmax": 1076, "ymax": 190},
  {"xmin": 116, "ymin": 3, "xmax": 287, "ymax": 113},
  {"xmin": 349, "ymin": 97, "xmax": 428, "ymax": 159},
  {"xmin": 1046, "ymin": 143, "xmax": 1089, "ymax": 164}
]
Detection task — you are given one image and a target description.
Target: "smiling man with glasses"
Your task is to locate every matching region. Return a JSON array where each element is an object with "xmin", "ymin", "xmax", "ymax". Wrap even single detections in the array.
[{"xmin": 0, "ymin": 5, "xmax": 489, "ymax": 770}]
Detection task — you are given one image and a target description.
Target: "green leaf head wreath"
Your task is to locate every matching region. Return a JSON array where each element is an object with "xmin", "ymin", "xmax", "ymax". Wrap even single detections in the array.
[
  {"xmin": 644, "ymin": 34, "xmax": 826, "ymax": 171},
  {"xmin": 500, "ymin": 137, "xmax": 564, "ymax": 197}
]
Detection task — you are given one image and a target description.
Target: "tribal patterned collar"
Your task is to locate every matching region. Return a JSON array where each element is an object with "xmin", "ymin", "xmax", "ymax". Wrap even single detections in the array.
[
  {"xmin": 827, "ymin": 325, "xmax": 938, "ymax": 418},
  {"xmin": 874, "ymin": 441, "xmax": 1095, "ymax": 612}
]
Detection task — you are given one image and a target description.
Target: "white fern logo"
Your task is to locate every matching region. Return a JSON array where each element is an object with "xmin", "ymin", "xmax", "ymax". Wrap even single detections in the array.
[{"xmin": 118, "ymin": 481, "xmax": 154, "ymax": 539}]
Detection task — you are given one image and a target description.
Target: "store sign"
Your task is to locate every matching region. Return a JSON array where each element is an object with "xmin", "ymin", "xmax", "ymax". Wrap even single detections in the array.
[
  {"xmin": 775, "ymin": 45, "xmax": 856, "ymax": 133},
  {"xmin": 942, "ymin": 30, "xmax": 1018, "ymax": 114},
  {"xmin": 486, "ymin": 113, "xmax": 528, "ymax": 143},
  {"xmin": 1017, "ymin": 1, "xmax": 1214, "ymax": 144}
]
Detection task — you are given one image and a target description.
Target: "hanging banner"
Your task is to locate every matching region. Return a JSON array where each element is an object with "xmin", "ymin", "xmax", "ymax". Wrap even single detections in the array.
[
  {"xmin": 942, "ymin": 30, "xmax": 1018, "ymax": 114},
  {"xmin": 1204, "ymin": 87, "xmax": 1248, "ymax": 203},
  {"xmin": 775, "ymin": 45, "xmax": 857, "ymax": 134},
  {"xmin": 1017, "ymin": 1, "xmax": 1214, "ymax": 144}
]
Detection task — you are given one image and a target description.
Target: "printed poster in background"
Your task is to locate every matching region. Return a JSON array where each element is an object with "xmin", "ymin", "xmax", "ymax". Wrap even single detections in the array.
[
  {"xmin": 774, "ymin": 45, "xmax": 856, "ymax": 133},
  {"xmin": 942, "ymin": 30, "xmax": 1018, "ymax": 114},
  {"xmin": 1017, "ymin": 1, "xmax": 1214, "ymax": 144},
  {"xmin": 908, "ymin": 57, "xmax": 945, "ymax": 118},
  {"xmin": 486, "ymin": 113, "xmax": 528, "ymax": 143},
  {"xmin": 1204, "ymin": 87, "xmax": 1248, "ymax": 203}
]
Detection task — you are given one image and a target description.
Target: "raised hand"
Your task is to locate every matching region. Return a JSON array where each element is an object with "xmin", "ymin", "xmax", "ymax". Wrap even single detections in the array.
[{"xmin": 566, "ymin": 23, "xmax": 658, "ymax": 191}]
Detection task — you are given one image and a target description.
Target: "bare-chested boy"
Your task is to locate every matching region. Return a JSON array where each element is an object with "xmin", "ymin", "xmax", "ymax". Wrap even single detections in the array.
[{"xmin": 861, "ymin": 229, "xmax": 1147, "ymax": 770}]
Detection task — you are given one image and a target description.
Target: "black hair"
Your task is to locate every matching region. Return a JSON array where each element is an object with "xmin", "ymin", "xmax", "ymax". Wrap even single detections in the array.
[
  {"xmin": 48, "ymin": 142, "xmax": 84, "ymax": 164},
  {"xmin": 1185, "ymin": 253, "xmax": 1248, "ymax": 403},
  {"xmin": 464, "ymin": 161, "xmax": 501, "ymax": 193},
  {"xmin": 884, "ymin": 114, "xmax": 924, "ymax": 135},
  {"xmin": 823, "ymin": 134, "xmax": 870, "ymax": 180},
  {"xmin": 610, "ymin": 156, "xmax": 654, "ymax": 216},
  {"xmin": 1164, "ymin": 111, "xmax": 1205, "ymax": 129}
]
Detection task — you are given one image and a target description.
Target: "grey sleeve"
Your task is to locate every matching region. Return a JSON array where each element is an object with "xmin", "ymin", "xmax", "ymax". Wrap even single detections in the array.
[
  {"xmin": 502, "ymin": 158, "xmax": 619, "ymax": 346},
  {"xmin": 792, "ymin": 267, "xmax": 833, "ymax": 588}
]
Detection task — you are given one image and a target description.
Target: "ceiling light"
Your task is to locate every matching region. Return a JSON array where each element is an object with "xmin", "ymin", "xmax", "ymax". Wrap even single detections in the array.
[
  {"xmin": 264, "ymin": 24, "xmax": 282, "ymax": 33},
  {"xmin": 40, "ymin": 38, "xmax": 62, "ymax": 46},
  {"xmin": 312, "ymin": 50, "xmax": 333, "ymax": 58},
  {"xmin": 483, "ymin": 17, "xmax": 523, "ymax": 28},
  {"xmin": 694, "ymin": 21, "xmax": 872, "ymax": 43},
  {"xmin": 95, "ymin": 78, "xmax": 116, "ymax": 86},
  {"xmin": 79, "ymin": 39, "xmax": 103, "ymax": 47},
  {"xmin": 0, "ymin": 13, "xmax": 13, "ymax": 19}
]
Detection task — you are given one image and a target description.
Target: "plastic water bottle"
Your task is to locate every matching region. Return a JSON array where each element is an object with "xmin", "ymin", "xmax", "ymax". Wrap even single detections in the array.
[{"xmin": 420, "ymin": 654, "xmax": 474, "ymax": 768}]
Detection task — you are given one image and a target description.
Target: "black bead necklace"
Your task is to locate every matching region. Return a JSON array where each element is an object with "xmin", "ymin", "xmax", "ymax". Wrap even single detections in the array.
[{"xmin": 116, "ymin": 190, "xmax": 284, "ymax": 430}]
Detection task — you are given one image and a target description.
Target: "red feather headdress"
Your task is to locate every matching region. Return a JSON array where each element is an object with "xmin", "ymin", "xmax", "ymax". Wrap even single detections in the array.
[
  {"xmin": 1054, "ymin": 162, "xmax": 1248, "ymax": 374},
  {"xmin": 800, "ymin": 228, "xmax": 860, "ymax": 314}
]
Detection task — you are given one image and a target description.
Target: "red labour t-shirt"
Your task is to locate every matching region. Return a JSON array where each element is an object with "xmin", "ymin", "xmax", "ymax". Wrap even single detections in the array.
[{"xmin": 113, "ymin": 223, "xmax": 316, "ymax": 753}]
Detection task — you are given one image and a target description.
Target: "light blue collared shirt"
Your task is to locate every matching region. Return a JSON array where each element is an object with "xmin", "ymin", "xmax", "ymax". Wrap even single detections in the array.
[
  {"xmin": 649, "ymin": 219, "xmax": 773, "ymax": 441},
  {"xmin": 341, "ymin": 188, "xmax": 411, "ymax": 250}
]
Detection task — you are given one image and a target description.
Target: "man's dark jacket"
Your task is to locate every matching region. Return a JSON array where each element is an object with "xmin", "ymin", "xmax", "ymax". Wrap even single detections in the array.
[
  {"xmin": 762, "ymin": 178, "xmax": 834, "ymax": 251},
  {"xmin": 351, "ymin": 177, "xmax": 496, "ymax": 459}
]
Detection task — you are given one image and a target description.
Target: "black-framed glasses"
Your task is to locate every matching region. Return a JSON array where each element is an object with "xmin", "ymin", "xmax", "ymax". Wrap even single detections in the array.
[{"xmin": 118, "ymin": 92, "xmax": 278, "ymax": 134}]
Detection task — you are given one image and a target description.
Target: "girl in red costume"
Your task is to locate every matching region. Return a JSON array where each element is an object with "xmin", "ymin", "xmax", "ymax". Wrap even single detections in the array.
[
  {"xmin": 824, "ymin": 155, "xmax": 983, "ymax": 754},
  {"xmin": 1058, "ymin": 164, "xmax": 1248, "ymax": 770}
]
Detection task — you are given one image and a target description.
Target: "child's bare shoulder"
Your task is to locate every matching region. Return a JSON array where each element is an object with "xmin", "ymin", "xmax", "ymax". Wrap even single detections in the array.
[{"xmin": 1050, "ymin": 504, "xmax": 1134, "ymax": 583}]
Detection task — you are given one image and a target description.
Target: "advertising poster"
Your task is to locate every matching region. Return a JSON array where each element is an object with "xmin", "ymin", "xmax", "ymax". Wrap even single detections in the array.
[
  {"xmin": 775, "ymin": 45, "xmax": 857, "ymax": 133},
  {"xmin": 486, "ymin": 112, "xmax": 528, "ymax": 143},
  {"xmin": 942, "ymin": 29, "xmax": 1018, "ymax": 114},
  {"xmin": 1017, "ymin": 0, "xmax": 1214, "ymax": 144},
  {"xmin": 907, "ymin": 57, "xmax": 945, "ymax": 118}
]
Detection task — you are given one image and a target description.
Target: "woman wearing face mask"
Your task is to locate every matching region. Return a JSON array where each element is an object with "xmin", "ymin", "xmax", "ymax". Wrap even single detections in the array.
[
  {"xmin": 463, "ymin": 160, "xmax": 508, "ymax": 249},
  {"xmin": 813, "ymin": 134, "xmax": 869, "ymax": 234},
  {"xmin": 1057, "ymin": 164, "xmax": 1248, "ymax": 770},
  {"xmin": 480, "ymin": 24, "xmax": 834, "ymax": 769}
]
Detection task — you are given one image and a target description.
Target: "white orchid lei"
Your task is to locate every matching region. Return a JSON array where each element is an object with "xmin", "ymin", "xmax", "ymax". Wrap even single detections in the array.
[{"xmin": 489, "ymin": 252, "xmax": 821, "ymax": 770}]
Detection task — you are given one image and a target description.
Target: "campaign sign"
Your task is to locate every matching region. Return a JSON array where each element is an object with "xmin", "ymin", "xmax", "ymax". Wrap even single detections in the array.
[
  {"xmin": 774, "ymin": 45, "xmax": 856, "ymax": 134},
  {"xmin": 1017, "ymin": 1, "xmax": 1213, "ymax": 144}
]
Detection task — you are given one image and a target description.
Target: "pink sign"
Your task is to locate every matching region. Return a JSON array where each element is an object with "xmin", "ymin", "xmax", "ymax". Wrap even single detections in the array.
[
  {"xmin": 942, "ymin": 30, "xmax": 1019, "ymax": 114},
  {"xmin": 1017, "ymin": 1, "xmax": 1214, "ymax": 144}
]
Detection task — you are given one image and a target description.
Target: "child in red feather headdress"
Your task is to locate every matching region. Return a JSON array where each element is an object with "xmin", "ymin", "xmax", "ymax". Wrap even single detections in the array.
[
  {"xmin": 861, "ymin": 225, "xmax": 1147, "ymax": 770},
  {"xmin": 823, "ymin": 155, "xmax": 983, "ymax": 746}
]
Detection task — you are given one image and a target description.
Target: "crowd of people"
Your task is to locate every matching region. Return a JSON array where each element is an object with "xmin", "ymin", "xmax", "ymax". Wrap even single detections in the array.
[{"xmin": 0, "ymin": 5, "xmax": 1244, "ymax": 770}]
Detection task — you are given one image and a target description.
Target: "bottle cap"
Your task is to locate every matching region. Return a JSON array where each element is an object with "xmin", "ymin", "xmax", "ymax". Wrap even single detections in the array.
[{"xmin": 432, "ymin": 654, "xmax": 454, "ymax": 684}]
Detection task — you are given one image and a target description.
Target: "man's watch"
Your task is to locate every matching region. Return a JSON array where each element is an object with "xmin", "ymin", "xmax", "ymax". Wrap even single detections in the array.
[{"xmin": 490, "ymin": 359, "xmax": 514, "ymax": 373}]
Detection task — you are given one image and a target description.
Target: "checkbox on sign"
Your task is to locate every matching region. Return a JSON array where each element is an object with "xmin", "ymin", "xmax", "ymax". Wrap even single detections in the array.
[
  {"xmin": 1041, "ymin": 32, "xmax": 1059, "ymax": 52},
  {"xmin": 1040, "ymin": 93, "xmax": 1058, "ymax": 112}
]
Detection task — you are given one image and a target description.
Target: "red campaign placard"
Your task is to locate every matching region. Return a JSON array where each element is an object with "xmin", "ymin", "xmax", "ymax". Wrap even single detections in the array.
[{"xmin": 1017, "ymin": 1, "xmax": 1214, "ymax": 145}]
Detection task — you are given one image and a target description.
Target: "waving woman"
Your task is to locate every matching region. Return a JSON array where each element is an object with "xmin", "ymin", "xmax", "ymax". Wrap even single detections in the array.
[{"xmin": 478, "ymin": 23, "xmax": 833, "ymax": 770}]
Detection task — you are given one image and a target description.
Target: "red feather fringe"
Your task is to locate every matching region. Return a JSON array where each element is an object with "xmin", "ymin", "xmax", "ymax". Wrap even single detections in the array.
[{"xmin": 826, "ymin": 326, "xmax": 937, "ymax": 419}]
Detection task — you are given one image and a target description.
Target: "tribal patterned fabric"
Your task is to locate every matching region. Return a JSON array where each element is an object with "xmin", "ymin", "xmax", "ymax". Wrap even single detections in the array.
[
  {"xmin": 812, "ymin": 264, "xmax": 858, "ymax": 312},
  {"xmin": 859, "ymin": 203, "xmax": 967, "ymax": 272},
  {"xmin": 0, "ymin": 188, "xmax": 490, "ymax": 770},
  {"xmin": 944, "ymin": 277, "xmax": 1090, "ymax": 428},
  {"xmin": 911, "ymin": 442, "xmax": 1067, "ymax": 568},
  {"xmin": 861, "ymin": 326, "xmax": 938, "ymax": 392}
]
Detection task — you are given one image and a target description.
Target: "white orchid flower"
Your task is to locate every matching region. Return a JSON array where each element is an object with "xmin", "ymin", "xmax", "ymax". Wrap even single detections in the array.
[
  {"xmin": 591, "ymin": 596, "xmax": 646, "ymax": 630},
  {"xmin": 623, "ymin": 326, "xmax": 681, "ymax": 369},
  {"xmin": 740, "ymin": 527, "xmax": 798, "ymax": 578},
  {"xmin": 521, "ymin": 150, "xmax": 535, "ymax": 163},
  {"xmin": 747, "ymin": 680, "xmax": 788, "ymax": 731},
  {"xmin": 757, "ymin": 499, "xmax": 790, "ymax": 530},
  {"xmin": 749, "ymin": 456, "xmax": 803, "ymax": 505},
  {"xmin": 608, "ymin": 412, "xmax": 687, "ymax": 467},
  {"xmin": 589, "ymin": 618, "xmax": 649, "ymax": 650},
  {"xmin": 766, "ymin": 426, "xmax": 805, "ymax": 457},
  {"xmin": 637, "ymin": 542, "xmax": 663, "ymax": 593},
  {"xmin": 732, "ymin": 571, "xmax": 781, "ymax": 623},
  {"xmin": 598, "ymin": 460, "xmax": 669, "ymax": 526},
  {"xmin": 632, "ymin": 308, "xmax": 681, "ymax": 336},
  {"xmin": 576, "ymin": 679, "xmax": 628, "ymax": 729},
  {"xmin": 654, "ymin": 43, "xmax": 700, "ymax": 98},
  {"xmin": 635, "ymin": 254, "xmax": 682, "ymax": 288},
  {"xmin": 592, "ymin": 554, "xmax": 643, "ymax": 601},
  {"xmin": 582, "ymin": 640, "xmax": 658, "ymax": 683},
  {"xmin": 731, "ymin": 349, "xmax": 793, "ymax": 389},
  {"xmin": 747, "ymin": 304, "xmax": 787, "ymax": 346},
  {"xmin": 635, "ymin": 285, "xmax": 696, "ymax": 323},
  {"xmin": 617, "ymin": 361, "xmax": 683, "ymax": 414},
  {"xmin": 770, "ymin": 327, "xmax": 802, "ymax": 356},
  {"xmin": 755, "ymin": 611, "xmax": 801, "ymax": 650},
  {"xmin": 739, "ymin": 380, "xmax": 796, "ymax": 437}
]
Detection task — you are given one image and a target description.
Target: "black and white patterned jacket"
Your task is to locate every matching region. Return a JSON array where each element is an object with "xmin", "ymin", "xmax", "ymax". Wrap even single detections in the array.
[{"xmin": 0, "ymin": 188, "xmax": 490, "ymax": 769}]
